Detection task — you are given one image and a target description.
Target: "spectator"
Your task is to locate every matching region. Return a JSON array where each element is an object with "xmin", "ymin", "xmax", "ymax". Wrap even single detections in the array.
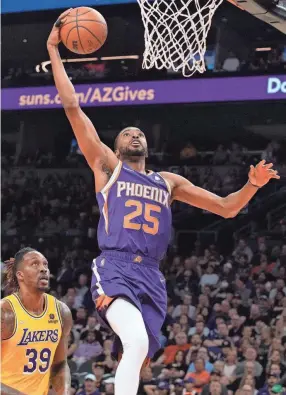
[
  {"xmin": 235, "ymin": 276, "xmax": 252, "ymax": 307},
  {"xmin": 74, "ymin": 273, "xmax": 89, "ymax": 308},
  {"xmin": 172, "ymin": 294, "xmax": 196, "ymax": 320},
  {"xmin": 154, "ymin": 332, "xmax": 191, "ymax": 366},
  {"xmin": 200, "ymin": 265, "xmax": 219, "ymax": 287},
  {"xmin": 233, "ymin": 240, "xmax": 253, "ymax": 264},
  {"xmin": 187, "ymin": 347, "xmax": 214, "ymax": 374},
  {"xmin": 180, "ymin": 142, "xmax": 197, "ymax": 163},
  {"xmin": 93, "ymin": 340, "xmax": 115, "ymax": 374},
  {"xmin": 103, "ymin": 377, "xmax": 115, "ymax": 395},
  {"xmin": 257, "ymin": 373, "xmax": 280, "ymax": 395},
  {"xmin": 92, "ymin": 363, "xmax": 106, "ymax": 392},
  {"xmin": 74, "ymin": 306, "xmax": 89, "ymax": 333},
  {"xmin": 234, "ymin": 347, "xmax": 263, "ymax": 378},
  {"xmin": 202, "ymin": 370, "xmax": 228, "ymax": 395},
  {"xmin": 189, "ymin": 320, "xmax": 210, "ymax": 338},
  {"xmin": 185, "ymin": 335, "xmax": 203, "ymax": 364},
  {"xmin": 77, "ymin": 374, "xmax": 100, "ymax": 395},
  {"xmin": 229, "ymin": 314, "xmax": 244, "ymax": 344},
  {"xmin": 138, "ymin": 366, "xmax": 157, "ymax": 394},
  {"xmin": 223, "ymin": 349, "xmax": 238, "ymax": 378},
  {"xmin": 222, "ymin": 52, "xmax": 240, "ymax": 72},
  {"xmin": 185, "ymin": 358, "xmax": 211, "ymax": 393},
  {"xmin": 73, "ymin": 330, "xmax": 103, "ymax": 365},
  {"xmin": 269, "ymin": 280, "xmax": 286, "ymax": 301},
  {"xmin": 159, "ymin": 350, "xmax": 188, "ymax": 380}
]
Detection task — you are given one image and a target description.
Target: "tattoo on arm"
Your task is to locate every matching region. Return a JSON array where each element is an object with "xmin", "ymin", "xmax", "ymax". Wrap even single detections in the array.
[
  {"xmin": 50, "ymin": 301, "xmax": 72, "ymax": 394},
  {"xmin": 0, "ymin": 301, "xmax": 15, "ymax": 340},
  {"xmin": 50, "ymin": 361, "xmax": 70, "ymax": 394}
]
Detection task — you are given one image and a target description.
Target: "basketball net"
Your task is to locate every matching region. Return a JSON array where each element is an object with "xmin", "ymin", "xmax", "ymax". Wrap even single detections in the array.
[{"xmin": 137, "ymin": 0, "xmax": 224, "ymax": 77}]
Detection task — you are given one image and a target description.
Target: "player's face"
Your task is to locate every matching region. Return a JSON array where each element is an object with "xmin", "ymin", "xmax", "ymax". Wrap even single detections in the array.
[
  {"xmin": 116, "ymin": 128, "xmax": 148, "ymax": 158},
  {"xmin": 17, "ymin": 251, "xmax": 50, "ymax": 292}
]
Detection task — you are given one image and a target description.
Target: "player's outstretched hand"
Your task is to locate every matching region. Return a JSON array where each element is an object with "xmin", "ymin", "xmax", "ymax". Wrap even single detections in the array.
[
  {"xmin": 248, "ymin": 160, "xmax": 280, "ymax": 188},
  {"xmin": 47, "ymin": 8, "xmax": 73, "ymax": 48}
]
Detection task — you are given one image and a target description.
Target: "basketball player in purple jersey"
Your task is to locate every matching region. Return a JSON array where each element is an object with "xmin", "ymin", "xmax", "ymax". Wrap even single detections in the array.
[{"xmin": 47, "ymin": 11, "xmax": 280, "ymax": 395}]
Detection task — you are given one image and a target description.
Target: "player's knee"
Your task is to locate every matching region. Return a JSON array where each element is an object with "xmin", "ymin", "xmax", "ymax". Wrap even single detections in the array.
[
  {"xmin": 135, "ymin": 330, "xmax": 149, "ymax": 356},
  {"xmin": 123, "ymin": 328, "xmax": 149, "ymax": 357}
]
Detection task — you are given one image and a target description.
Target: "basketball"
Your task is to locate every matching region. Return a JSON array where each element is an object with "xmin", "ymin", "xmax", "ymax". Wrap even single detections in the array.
[{"xmin": 60, "ymin": 7, "xmax": 108, "ymax": 55}]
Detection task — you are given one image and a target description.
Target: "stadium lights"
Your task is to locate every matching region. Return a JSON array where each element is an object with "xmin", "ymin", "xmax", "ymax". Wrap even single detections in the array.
[
  {"xmin": 100, "ymin": 55, "xmax": 139, "ymax": 60},
  {"xmin": 35, "ymin": 55, "xmax": 140, "ymax": 73},
  {"xmin": 255, "ymin": 47, "xmax": 272, "ymax": 51}
]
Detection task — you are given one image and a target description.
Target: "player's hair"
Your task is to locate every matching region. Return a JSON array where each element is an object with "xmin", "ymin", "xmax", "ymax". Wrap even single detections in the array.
[{"xmin": 4, "ymin": 247, "xmax": 37, "ymax": 291}]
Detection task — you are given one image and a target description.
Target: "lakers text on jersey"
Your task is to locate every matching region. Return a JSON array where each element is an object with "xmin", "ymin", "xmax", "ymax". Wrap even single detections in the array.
[{"xmin": 1, "ymin": 293, "xmax": 62, "ymax": 395}]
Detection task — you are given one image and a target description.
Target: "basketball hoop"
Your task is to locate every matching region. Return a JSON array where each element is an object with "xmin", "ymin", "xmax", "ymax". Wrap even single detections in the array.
[{"xmin": 137, "ymin": 0, "xmax": 224, "ymax": 77}]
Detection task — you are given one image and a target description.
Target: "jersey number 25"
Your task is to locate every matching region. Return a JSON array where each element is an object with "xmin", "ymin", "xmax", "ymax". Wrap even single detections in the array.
[{"xmin": 123, "ymin": 199, "xmax": 161, "ymax": 235}]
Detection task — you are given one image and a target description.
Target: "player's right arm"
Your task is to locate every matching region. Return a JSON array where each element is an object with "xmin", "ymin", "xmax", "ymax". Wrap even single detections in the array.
[
  {"xmin": 0, "ymin": 301, "xmax": 28, "ymax": 395},
  {"xmin": 0, "ymin": 299, "xmax": 15, "ymax": 341},
  {"xmin": 47, "ymin": 10, "xmax": 118, "ymax": 190}
]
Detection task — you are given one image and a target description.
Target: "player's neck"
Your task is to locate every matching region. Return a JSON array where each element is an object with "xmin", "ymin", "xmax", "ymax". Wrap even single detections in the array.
[
  {"xmin": 17, "ymin": 289, "xmax": 46, "ymax": 315},
  {"xmin": 123, "ymin": 157, "xmax": 146, "ymax": 174}
]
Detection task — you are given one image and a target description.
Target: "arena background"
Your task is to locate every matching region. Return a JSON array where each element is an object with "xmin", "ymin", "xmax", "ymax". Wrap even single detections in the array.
[{"xmin": 1, "ymin": 1, "xmax": 286, "ymax": 394}]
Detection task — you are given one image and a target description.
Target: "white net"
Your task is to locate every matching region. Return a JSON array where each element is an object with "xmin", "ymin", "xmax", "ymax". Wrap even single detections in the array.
[{"xmin": 137, "ymin": 0, "xmax": 224, "ymax": 77}]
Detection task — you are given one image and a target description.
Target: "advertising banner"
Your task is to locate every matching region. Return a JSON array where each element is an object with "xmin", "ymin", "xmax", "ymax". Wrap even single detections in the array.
[{"xmin": 2, "ymin": 75, "xmax": 285, "ymax": 110}]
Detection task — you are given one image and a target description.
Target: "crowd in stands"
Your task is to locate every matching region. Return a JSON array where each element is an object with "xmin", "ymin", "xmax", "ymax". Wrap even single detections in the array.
[
  {"xmin": 1, "ymin": 136, "xmax": 286, "ymax": 395},
  {"xmin": 216, "ymin": 48, "xmax": 286, "ymax": 74},
  {"xmin": 3, "ymin": 138, "xmax": 286, "ymax": 169},
  {"xmin": 2, "ymin": 46, "xmax": 286, "ymax": 87}
]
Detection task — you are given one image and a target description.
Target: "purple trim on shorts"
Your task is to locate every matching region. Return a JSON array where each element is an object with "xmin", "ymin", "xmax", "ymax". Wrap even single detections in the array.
[{"xmin": 101, "ymin": 250, "xmax": 159, "ymax": 267}]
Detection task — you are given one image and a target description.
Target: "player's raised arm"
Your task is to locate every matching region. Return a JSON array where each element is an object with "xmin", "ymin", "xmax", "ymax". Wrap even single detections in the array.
[
  {"xmin": 47, "ymin": 10, "xmax": 118, "ymax": 175},
  {"xmin": 162, "ymin": 160, "xmax": 280, "ymax": 218},
  {"xmin": 49, "ymin": 301, "xmax": 73, "ymax": 395}
]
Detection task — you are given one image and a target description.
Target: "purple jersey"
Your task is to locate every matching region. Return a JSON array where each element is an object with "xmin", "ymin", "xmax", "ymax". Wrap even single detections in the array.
[{"xmin": 96, "ymin": 161, "xmax": 172, "ymax": 261}]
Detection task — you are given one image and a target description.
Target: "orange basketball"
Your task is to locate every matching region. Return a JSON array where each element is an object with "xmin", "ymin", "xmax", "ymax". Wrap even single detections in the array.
[{"xmin": 60, "ymin": 7, "xmax": 108, "ymax": 55}]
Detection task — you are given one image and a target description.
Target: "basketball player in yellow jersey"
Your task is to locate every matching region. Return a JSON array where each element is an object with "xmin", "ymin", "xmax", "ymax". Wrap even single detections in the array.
[{"xmin": 1, "ymin": 247, "xmax": 72, "ymax": 395}]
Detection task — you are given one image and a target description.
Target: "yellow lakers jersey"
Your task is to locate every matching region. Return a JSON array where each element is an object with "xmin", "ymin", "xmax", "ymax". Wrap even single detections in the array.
[{"xmin": 1, "ymin": 293, "xmax": 62, "ymax": 395}]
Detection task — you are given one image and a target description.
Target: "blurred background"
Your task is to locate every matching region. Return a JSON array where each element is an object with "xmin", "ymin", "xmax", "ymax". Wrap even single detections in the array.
[{"xmin": 1, "ymin": 1, "xmax": 286, "ymax": 395}]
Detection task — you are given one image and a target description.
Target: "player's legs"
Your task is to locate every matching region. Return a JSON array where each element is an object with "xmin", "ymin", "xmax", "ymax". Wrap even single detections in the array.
[{"xmin": 106, "ymin": 298, "xmax": 149, "ymax": 395}]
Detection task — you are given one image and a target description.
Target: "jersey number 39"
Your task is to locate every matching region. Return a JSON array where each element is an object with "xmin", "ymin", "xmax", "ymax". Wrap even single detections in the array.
[
  {"xmin": 123, "ymin": 199, "xmax": 161, "ymax": 235},
  {"xmin": 23, "ymin": 348, "xmax": 51, "ymax": 374}
]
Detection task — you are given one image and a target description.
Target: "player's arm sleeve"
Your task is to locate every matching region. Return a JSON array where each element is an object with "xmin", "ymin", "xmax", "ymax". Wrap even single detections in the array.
[
  {"xmin": 0, "ymin": 300, "xmax": 16, "ymax": 341},
  {"xmin": 50, "ymin": 301, "xmax": 73, "ymax": 395},
  {"xmin": 161, "ymin": 172, "xmax": 259, "ymax": 219}
]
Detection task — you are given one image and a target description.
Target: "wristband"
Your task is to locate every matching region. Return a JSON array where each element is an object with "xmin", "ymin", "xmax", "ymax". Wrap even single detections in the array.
[
  {"xmin": 55, "ymin": 19, "xmax": 63, "ymax": 28},
  {"xmin": 248, "ymin": 180, "xmax": 260, "ymax": 188}
]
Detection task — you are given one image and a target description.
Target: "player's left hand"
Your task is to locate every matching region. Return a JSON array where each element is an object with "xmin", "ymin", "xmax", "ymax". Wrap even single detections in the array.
[
  {"xmin": 248, "ymin": 160, "xmax": 280, "ymax": 188},
  {"xmin": 47, "ymin": 8, "xmax": 73, "ymax": 48}
]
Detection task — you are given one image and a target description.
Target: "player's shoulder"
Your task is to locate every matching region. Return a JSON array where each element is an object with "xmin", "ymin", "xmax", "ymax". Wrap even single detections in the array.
[
  {"xmin": 55, "ymin": 299, "xmax": 73, "ymax": 334},
  {"xmin": 159, "ymin": 171, "xmax": 192, "ymax": 189},
  {"xmin": 0, "ymin": 298, "xmax": 16, "ymax": 340},
  {"xmin": 0, "ymin": 297, "xmax": 13, "ymax": 311},
  {"xmin": 158, "ymin": 171, "xmax": 178, "ymax": 191}
]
